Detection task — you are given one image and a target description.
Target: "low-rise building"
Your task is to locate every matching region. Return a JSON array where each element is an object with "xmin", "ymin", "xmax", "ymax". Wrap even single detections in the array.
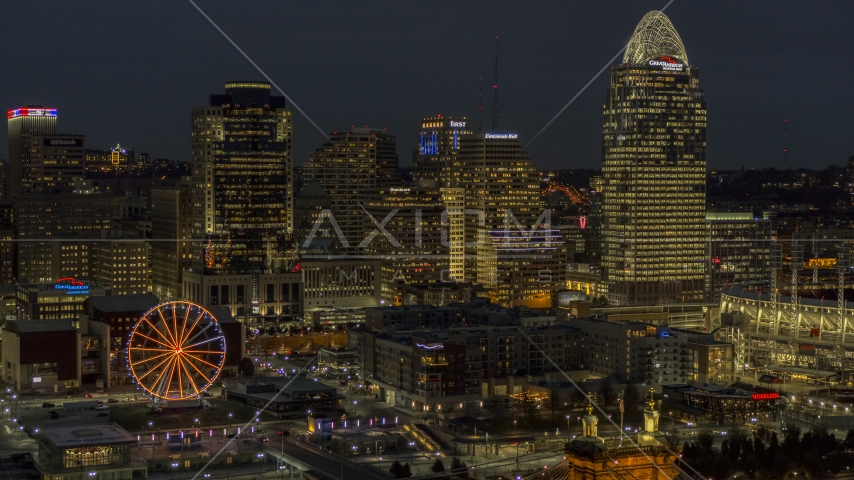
[
  {"xmin": 2, "ymin": 316, "xmax": 108, "ymax": 391},
  {"xmin": 222, "ymin": 375, "xmax": 342, "ymax": 417},
  {"xmin": 35, "ymin": 423, "xmax": 147, "ymax": 480}
]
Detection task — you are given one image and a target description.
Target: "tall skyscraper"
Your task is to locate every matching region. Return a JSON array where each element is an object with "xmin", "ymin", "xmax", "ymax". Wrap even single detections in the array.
[
  {"xmin": 456, "ymin": 132, "xmax": 544, "ymax": 282},
  {"xmin": 190, "ymin": 82, "xmax": 295, "ymax": 275},
  {"xmin": 601, "ymin": 11, "xmax": 707, "ymax": 305},
  {"xmin": 303, "ymin": 128, "xmax": 400, "ymax": 248},
  {"xmin": 7, "ymin": 106, "xmax": 57, "ymax": 199},
  {"xmin": 412, "ymin": 116, "xmax": 471, "ymax": 187},
  {"xmin": 456, "ymin": 132, "xmax": 564, "ymax": 308}
]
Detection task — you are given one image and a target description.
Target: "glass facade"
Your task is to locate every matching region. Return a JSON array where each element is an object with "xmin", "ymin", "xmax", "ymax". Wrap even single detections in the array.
[
  {"xmin": 191, "ymin": 82, "xmax": 294, "ymax": 275},
  {"xmin": 601, "ymin": 16, "xmax": 708, "ymax": 305}
]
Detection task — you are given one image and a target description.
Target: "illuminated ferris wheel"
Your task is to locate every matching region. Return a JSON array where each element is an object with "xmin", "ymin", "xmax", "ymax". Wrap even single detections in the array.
[{"xmin": 127, "ymin": 301, "xmax": 226, "ymax": 400}]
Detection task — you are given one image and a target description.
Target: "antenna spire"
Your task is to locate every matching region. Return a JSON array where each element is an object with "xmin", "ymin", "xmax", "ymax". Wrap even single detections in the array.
[
  {"xmin": 491, "ymin": 36, "xmax": 500, "ymax": 130},
  {"xmin": 478, "ymin": 77, "xmax": 483, "ymax": 132},
  {"xmin": 782, "ymin": 119, "xmax": 788, "ymax": 169}
]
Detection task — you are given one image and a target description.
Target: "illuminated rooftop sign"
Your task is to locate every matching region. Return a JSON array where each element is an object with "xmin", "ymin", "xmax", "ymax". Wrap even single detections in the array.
[
  {"xmin": 54, "ymin": 277, "xmax": 89, "ymax": 295},
  {"xmin": 416, "ymin": 343, "xmax": 444, "ymax": 350},
  {"xmin": 648, "ymin": 56, "xmax": 684, "ymax": 71},
  {"xmin": 449, "ymin": 121, "xmax": 466, "ymax": 128},
  {"xmin": 7, "ymin": 108, "xmax": 57, "ymax": 119},
  {"xmin": 485, "ymin": 133, "xmax": 518, "ymax": 139}
]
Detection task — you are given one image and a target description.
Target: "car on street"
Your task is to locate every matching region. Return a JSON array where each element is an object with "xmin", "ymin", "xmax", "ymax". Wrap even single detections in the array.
[
  {"xmin": 107, "ymin": 398, "xmax": 119, "ymax": 404},
  {"xmin": 42, "ymin": 402, "xmax": 55, "ymax": 408},
  {"xmin": 260, "ymin": 437, "xmax": 269, "ymax": 442},
  {"xmin": 277, "ymin": 429, "xmax": 290, "ymax": 436},
  {"xmin": 97, "ymin": 412, "xmax": 109, "ymax": 417},
  {"xmin": 48, "ymin": 411, "xmax": 58, "ymax": 419}
]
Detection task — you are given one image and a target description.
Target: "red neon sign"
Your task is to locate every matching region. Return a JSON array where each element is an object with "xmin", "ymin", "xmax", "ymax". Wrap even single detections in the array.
[
  {"xmin": 579, "ymin": 216, "xmax": 587, "ymax": 230},
  {"xmin": 55, "ymin": 277, "xmax": 84, "ymax": 286},
  {"xmin": 751, "ymin": 392, "xmax": 779, "ymax": 401},
  {"xmin": 657, "ymin": 56, "xmax": 678, "ymax": 64}
]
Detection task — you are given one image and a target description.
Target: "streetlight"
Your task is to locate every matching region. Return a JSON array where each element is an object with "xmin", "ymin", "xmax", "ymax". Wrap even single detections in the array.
[{"xmin": 513, "ymin": 420, "xmax": 517, "ymax": 433}]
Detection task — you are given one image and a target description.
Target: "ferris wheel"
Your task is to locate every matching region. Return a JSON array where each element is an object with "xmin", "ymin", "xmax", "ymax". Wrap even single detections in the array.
[{"xmin": 127, "ymin": 301, "xmax": 227, "ymax": 400}]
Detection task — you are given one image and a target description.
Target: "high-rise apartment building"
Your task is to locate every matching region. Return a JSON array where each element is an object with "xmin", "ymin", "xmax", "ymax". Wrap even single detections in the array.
[
  {"xmin": 412, "ymin": 116, "xmax": 471, "ymax": 187},
  {"xmin": 14, "ymin": 194, "xmax": 113, "ymax": 283},
  {"xmin": 303, "ymin": 128, "xmax": 400, "ymax": 249},
  {"xmin": 601, "ymin": 12, "xmax": 707, "ymax": 305},
  {"xmin": 151, "ymin": 185, "xmax": 193, "ymax": 301},
  {"xmin": 29, "ymin": 135, "xmax": 85, "ymax": 194},
  {"xmin": 85, "ymin": 144, "xmax": 134, "ymax": 174},
  {"xmin": 91, "ymin": 237, "xmax": 150, "ymax": 295},
  {"xmin": 190, "ymin": 82, "xmax": 295, "ymax": 276},
  {"xmin": 7, "ymin": 106, "xmax": 57, "ymax": 199}
]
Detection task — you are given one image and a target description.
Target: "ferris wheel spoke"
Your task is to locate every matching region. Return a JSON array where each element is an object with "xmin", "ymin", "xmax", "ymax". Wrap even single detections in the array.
[
  {"xmin": 142, "ymin": 319, "xmax": 177, "ymax": 349},
  {"xmin": 182, "ymin": 322, "xmax": 215, "ymax": 348},
  {"xmin": 162, "ymin": 355, "xmax": 179, "ymax": 398},
  {"xmin": 177, "ymin": 305, "xmax": 193, "ymax": 350},
  {"xmin": 190, "ymin": 355, "xmax": 223, "ymax": 370},
  {"xmin": 131, "ymin": 351, "xmax": 173, "ymax": 366},
  {"xmin": 136, "ymin": 352, "xmax": 176, "ymax": 381},
  {"xmin": 135, "ymin": 327, "xmax": 175, "ymax": 350},
  {"xmin": 180, "ymin": 355, "xmax": 213, "ymax": 385},
  {"xmin": 129, "ymin": 347, "xmax": 171, "ymax": 353},
  {"xmin": 146, "ymin": 354, "xmax": 177, "ymax": 393},
  {"xmin": 182, "ymin": 336, "xmax": 224, "ymax": 350},
  {"xmin": 177, "ymin": 355, "xmax": 203, "ymax": 395},
  {"xmin": 182, "ymin": 350, "xmax": 225, "ymax": 355},
  {"xmin": 176, "ymin": 352, "xmax": 184, "ymax": 397},
  {"xmin": 156, "ymin": 307, "xmax": 180, "ymax": 348},
  {"xmin": 179, "ymin": 310, "xmax": 206, "ymax": 348}
]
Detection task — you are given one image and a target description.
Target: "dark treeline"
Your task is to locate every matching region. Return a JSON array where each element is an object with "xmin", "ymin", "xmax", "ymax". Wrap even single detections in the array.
[{"xmin": 680, "ymin": 425, "xmax": 854, "ymax": 479}]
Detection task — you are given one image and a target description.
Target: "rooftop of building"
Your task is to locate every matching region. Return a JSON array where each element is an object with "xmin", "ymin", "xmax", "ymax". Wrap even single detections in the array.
[
  {"xmin": 85, "ymin": 294, "xmax": 160, "ymax": 314},
  {"xmin": 4, "ymin": 319, "xmax": 76, "ymax": 334},
  {"xmin": 663, "ymin": 383, "xmax": 754, "ymax": 399},
  {"xmin": 39, "ymin": 423, "xmax": 137, "ymax": 448},
  {"xmin": 223, "ymin": 375, "xmax": 338, "ymax": 397}
]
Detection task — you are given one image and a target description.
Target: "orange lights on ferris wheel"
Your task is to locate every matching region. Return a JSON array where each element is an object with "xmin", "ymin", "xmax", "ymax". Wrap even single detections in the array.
[{"xmin": 127, "ymin": 301, "xmax": 226, "ymax": 400}]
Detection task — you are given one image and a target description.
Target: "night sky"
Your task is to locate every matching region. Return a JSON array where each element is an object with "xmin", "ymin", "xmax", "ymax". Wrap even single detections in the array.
[{"xmin": 1, "ymin": 1, "xmax": 852, "ymax": 171}]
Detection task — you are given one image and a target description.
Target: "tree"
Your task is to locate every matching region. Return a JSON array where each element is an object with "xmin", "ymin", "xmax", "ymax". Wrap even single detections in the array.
[
  {"xmin": 519, "ymin": 388, "xmax": 540, "ymax": 428},
  {"xmin": 389, "ymin": 461, "xmax": 405, "ymax": 478},
  {"xmin": 238, "ymin": 357, "xmax": 255, "ymax": 377},
  {"xmin": 549, "ymin": 385, "xmax": 562, "ymax": 420},
  {"xmin": 623, "ymin": 383, "xmax": 640, "ymax": 411},
  {"xmin": 401, "ymin": 463, "xmax": 412, "ymax": 478},
  {"xmin": 450, "ymin": 457, "xmax": 468, "ymax": 479},
  {"xmin": 598, "ymin": 378, "xmax": 615, "ymax": 406},
  {"xmin": 431, "ymin": 458, "xmax": 446, "ymax": 474}
]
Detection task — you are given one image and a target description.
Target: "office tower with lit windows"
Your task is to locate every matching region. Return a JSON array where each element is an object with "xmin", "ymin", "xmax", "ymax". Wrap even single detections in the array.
[
  {"xmin": 456, "ymin": 132, "xmax": 564, "ymax": 308},
  {"xmin": 14, "ymin": 194, "xmax": 113, "ymax": 283},
  {"xmin": 302, "ymin": 128, "xmax": 400, "ymax": 249},
  {"xmin": 601, "ymin": 11, "xmax": 707, "ymax": 305},
  {"xmin": 29, "ymin": 135, "xmax": 85, "ymax": 194},
  {"xmin": 360, "ymin": 186, "xmax": 450, "ymax": 303},
  {"xmin": 190, "ymin": 81, "xmax": 295, "ymax": 276},
  {"xmin": 412, "ymin": 116, "xmax": 472, "ymax": 187},
  {"xmin": 7, "ymin": 106, "xmax": 57, "ymax": 199},
  {"xmin": 151, "ymin": 183, "xmax": 193, "ymax": 301}
]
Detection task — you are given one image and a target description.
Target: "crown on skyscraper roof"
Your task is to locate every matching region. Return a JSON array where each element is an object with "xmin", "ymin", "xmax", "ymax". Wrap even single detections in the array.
[{"xmin": 623, "ymin": 11, "xmax": 689, "ymax": 66}]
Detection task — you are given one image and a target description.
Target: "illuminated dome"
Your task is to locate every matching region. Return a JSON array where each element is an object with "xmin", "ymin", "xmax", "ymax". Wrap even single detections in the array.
[{"xmin": 623, "ymin": 11, "xmax": 689, "ymax": 66}]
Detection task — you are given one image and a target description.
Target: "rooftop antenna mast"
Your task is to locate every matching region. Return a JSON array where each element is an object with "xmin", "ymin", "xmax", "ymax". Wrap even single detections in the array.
[
  {"xmin": 478, "ymin": 77, "xmax": 483, "ymax": 132},
  {"xmin": 782, "ymin": 119, "xmax": 788, "ymax": 169},
  {"xmin": 491, "ymin": 36, "xmax": 500, "ymax": 130}
]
